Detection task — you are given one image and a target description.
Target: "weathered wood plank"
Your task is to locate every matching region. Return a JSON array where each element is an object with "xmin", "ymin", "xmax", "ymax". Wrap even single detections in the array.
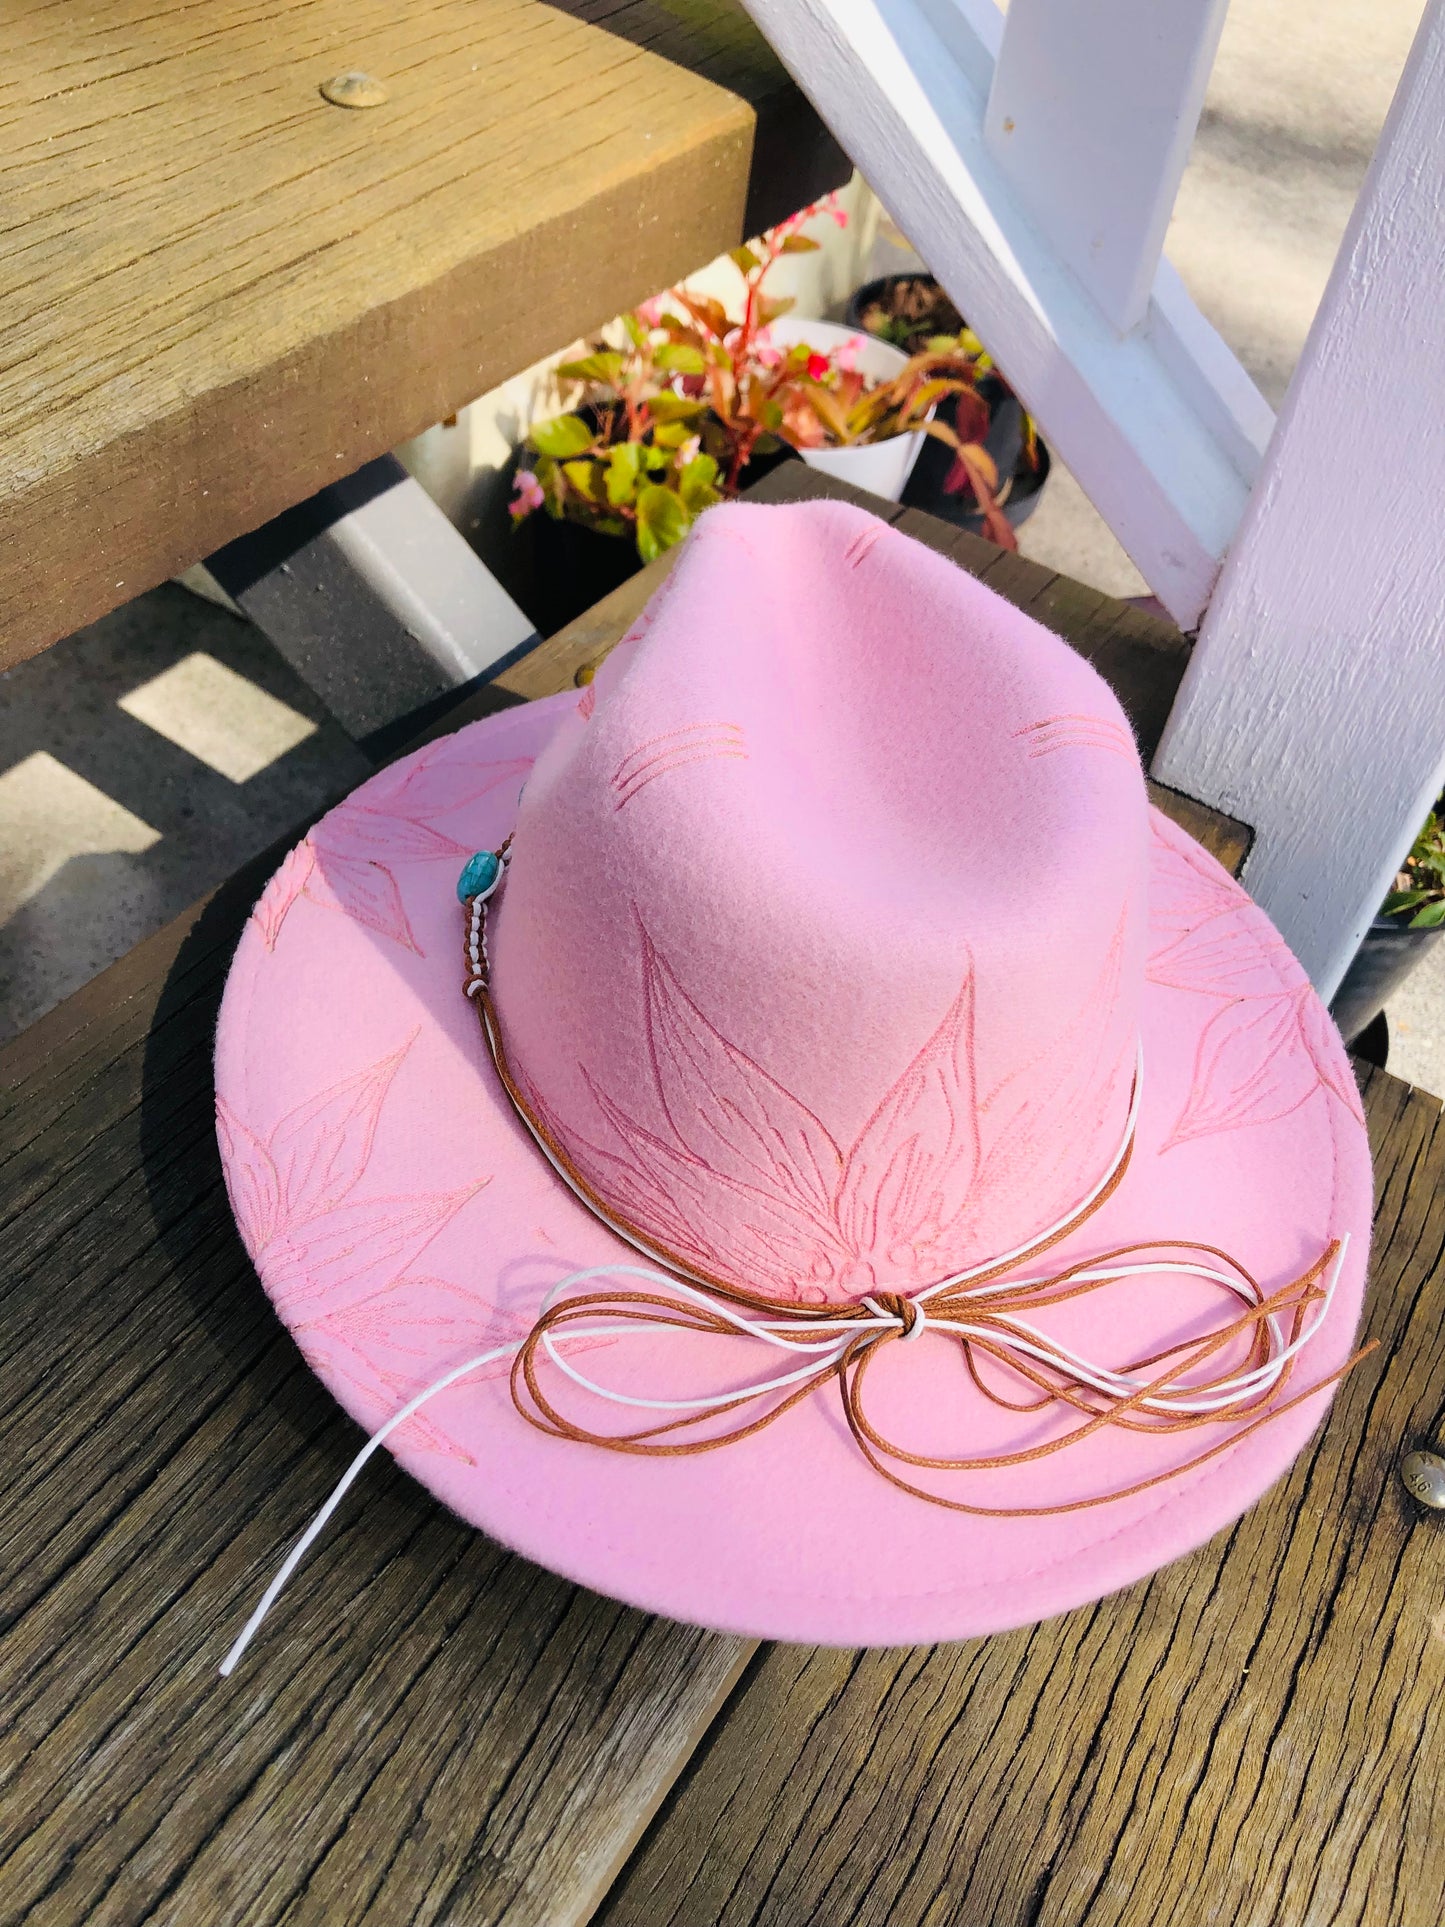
[
  {"xmin": 0, "ymin": 673, "xmax": 740, "ymax": 1927},
  {"xmin": 593, "ymin": 1066, "xmax": 1445, "ymax": 1927},
  {"xmin": 0, "ymin": 471, "xmax": 1260, "ymax": 1923},
  {"xmin": 0, "ymin": 0, "xmax": 844, "ymax": 669}
]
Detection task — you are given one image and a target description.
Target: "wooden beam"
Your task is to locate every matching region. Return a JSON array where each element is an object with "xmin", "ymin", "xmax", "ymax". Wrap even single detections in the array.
[
  {"xmin": 0, "ymin": 0, "xmax": 844, "ymax": 671},
  {"xmin": 1154, "ymin": 0, "xmax": 1445, "ymax": 998}
]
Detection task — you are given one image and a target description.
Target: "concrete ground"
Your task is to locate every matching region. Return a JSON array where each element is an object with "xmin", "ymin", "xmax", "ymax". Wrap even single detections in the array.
[
  {"xmin": 0, "ymin": 592, "xmax": 368, "ymax": 1043},
  {"xmin": 2, "ymin": 0, "xmax": 1439, "ymax": 1090}
]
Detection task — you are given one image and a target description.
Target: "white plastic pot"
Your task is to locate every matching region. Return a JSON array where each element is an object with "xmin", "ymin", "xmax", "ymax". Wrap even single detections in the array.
[{"xmin": 761, "ymin": 315, "xmax": 925, "ymax": 503}]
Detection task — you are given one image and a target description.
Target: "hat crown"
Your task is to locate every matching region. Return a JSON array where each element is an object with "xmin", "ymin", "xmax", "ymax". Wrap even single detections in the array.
[{"xmin": 491, "ymin": 502, "xmax": 1149, "ymax": 1303}]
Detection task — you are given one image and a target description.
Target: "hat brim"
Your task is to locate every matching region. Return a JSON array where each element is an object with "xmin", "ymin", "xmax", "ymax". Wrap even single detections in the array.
[{"xmin": 215, "ymin": 692, "xmax": 1372, "ymax": 1644}]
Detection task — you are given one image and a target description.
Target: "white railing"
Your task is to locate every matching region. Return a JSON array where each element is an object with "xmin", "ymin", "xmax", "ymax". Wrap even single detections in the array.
[
  {"xmin": 741, "ymin": 0, "xmax": 1274, "ymax": 630},
  {"xmin": 743, "ymin": 0, "xmax": 1445, "ymax": 999}
]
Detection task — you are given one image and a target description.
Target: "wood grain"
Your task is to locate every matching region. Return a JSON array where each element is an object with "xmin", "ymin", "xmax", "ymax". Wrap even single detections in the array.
[
  {"xmin": 594, "ymin": 1065, "xmax": 1445, "ymax": 1927},
  {"xmin": 0, "ymin": 705, "xmax": 747, "ymax": 1927},
  {"xmin": 0, "ymin": 0, "xmax": 843, "ymax": 670}
]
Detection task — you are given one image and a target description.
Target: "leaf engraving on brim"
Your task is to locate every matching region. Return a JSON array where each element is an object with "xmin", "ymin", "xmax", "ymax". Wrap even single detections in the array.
[
  {"xmin": 249, "ymin": 746, "xmax": 534, "ymax": 952},
  {"xmin": 1148, "ymin": 814, "xmax": 1242, "ymax": 941},
  {"xmin": 216, "ymin": 1099, "xmax": 284, "ymax": 1256},
  {"xmin": 268, "ymin": 1033, "xmax": 416, "ymax": 1222},
  {"xmin": 1163, "ymin": 990, "xmax": 1323, "ymax": 1149},
  {"xmin": 253, "ymin": 841, "xmax": 316, "ymax": 952},
  {"xmin": 219, "ymin": 1037, "xmax": 497, "ymax": 1462},
  {"xmin": 304, "ymin": 849, "xmax": 422, "ymax": 953},
  {"xmin": 1297, "ymin": 990, "xmax": 1367, "ymax": 1123},
  {"xmin": 1147, "ymin": 904, "xmax": 1299, "ymax": 999},
  {"xmin": 356, "ymin": 749, "xmax": 532, "ymax": 822}
]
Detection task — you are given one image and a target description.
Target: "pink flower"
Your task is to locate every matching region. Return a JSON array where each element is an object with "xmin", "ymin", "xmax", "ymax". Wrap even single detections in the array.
[
  {"xmin": 635, "ymin": 296, "xmax": 665, "ymax": 328},
  {"xmin": 752, "ymin": 333, "xmax": 784, "ymax": 369},
  {"xmin": 678, "ymin": 435, "xmax": 701, "ymax": 466},
  {"xmin": 806, "ymin": 351, "xmax": 831, "ymax": 381},
  {"xmin": 510, "ymin": 468, "xmax": 545, "ymax": 521},
  {"xmin": 834, "ymin": 334, "xmax": 865, "ymax": 373}
]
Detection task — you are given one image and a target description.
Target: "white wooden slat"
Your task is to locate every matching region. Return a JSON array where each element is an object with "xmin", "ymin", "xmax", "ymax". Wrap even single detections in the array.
[
  {"xmin": 740, "ymin": 0, "xmax": 1272, "ymax": 627},
  {"xmin": 1154, "ymin": 0, "xmax": 1445, "ymax": 999},
  {"xmin": 985, "ymin": 0, "xmax": 1230, "ymax": 334}
]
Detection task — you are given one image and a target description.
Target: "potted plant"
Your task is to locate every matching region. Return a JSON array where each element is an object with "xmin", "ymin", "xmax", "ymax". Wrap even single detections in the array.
[
  {"xmin": 509, "ymin": 205, "xmax": 1014, "ymax": 631},
  {"xmin": 1331, "ymin": 804, "xmax": 1445, "ymax": 1050},
  {"xmin": 847, "ymin": 271, "xmax": 966, "ymax": 352},
  {"xmin": 847, "ymin": 271, "xmax": 1051, "ymax": 537}
]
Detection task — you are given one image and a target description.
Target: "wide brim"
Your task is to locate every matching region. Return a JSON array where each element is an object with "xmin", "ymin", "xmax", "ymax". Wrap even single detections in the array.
[{"xmin": 215, "ymin": 691, "xmax": 1373, "ymax": 1645}]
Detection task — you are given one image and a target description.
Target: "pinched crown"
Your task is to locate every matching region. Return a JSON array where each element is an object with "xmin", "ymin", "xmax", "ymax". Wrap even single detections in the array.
[{"xmin": 491, "ymin": 502, "xmax": 1148, "ymax": 1302}]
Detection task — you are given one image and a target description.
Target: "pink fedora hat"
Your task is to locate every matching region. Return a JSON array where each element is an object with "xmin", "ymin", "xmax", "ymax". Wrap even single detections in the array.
[{"xmin": 215, "ymin": 498, "xmax": 1372, "ymax": 1659}]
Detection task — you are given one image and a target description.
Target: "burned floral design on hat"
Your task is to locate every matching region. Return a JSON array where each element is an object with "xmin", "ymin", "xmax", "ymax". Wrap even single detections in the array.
[
  {"xmin": 216, "ymin": 1033, "xmax": 613, "ymax": 1462},
  {"xmin": 251, "ymin": 745, "xmax": 534, "ymax": 955},
  {"xmin": 518, "ymin": 912, "xmax": 1131, "ymax": 1303},
  {"xmin": 1147, "ymin": 817, "xmax": 1366, "ymax": 1149}
]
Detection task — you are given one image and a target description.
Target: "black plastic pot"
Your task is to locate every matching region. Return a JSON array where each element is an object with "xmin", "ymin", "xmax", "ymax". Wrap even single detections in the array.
[
  {"xmin": 901, "ymin": 376, "xmax": 1052, "ymax": 535},
  {"xmin": 510, "ymin": 406, "xmax": 645, "ymax": 635},
  {"xmin": 1329, "ymin": 915, "xmax": 1445, "ymax": 1046},
  {"xmin": 849, "ymin": 274, "xmax": 1051, "ymax": 534},
  {"xmin": 845, "ymin": 273, "xmax": 965, "ymax": 354},
  {"xmin": 511, "ymin": 412, "xmax": 802, "ymax": 636},
  {"xmin": 511, "ymin": 503, "xmax": 643, "ymax": 638}
]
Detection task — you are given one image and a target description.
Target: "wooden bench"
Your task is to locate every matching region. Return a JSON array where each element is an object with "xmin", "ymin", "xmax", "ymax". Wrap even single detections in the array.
[{"xmin": 2, "ymin": 469, "xmax": 1440, "ymax": 1926}]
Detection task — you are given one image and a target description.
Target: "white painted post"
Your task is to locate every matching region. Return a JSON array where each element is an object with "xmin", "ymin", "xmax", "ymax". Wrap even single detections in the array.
[
  {"xmin": 1154, "ymin": 0, "xmax": 1445, "ymax": 999},
  {"xmin": 985, "ymin": 0, "xmax": 1230, "ymax": 333},
  {"xmin": 739, "ymin": 0, "xmax": 1272, "ymax": 627}
]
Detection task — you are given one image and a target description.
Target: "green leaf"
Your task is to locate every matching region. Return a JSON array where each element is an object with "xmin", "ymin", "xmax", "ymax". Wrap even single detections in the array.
[
  {"xmin": 646, "ymin": 392, "xmax": 706, "ymax": 423},
  {"xmin": 651, "ymin": 419, "xmax": 695, "ymax": 448},
  {"xmin": 654, "ymin": 341, "xmax": 707, "ymax": 376},
  {"xmin": 622, "ymin": 311, "xmax": 648, "ymax": 347},
  {"xmin": 555, "ymin": 351, "xmax": 626, "ymax": 390},
  {"xmin": 641, "ymin": 444, "xmax": 671, "ymax": 473},
  {"xmin": 801, "ymin": 382, "xmax": 853, "ymax": 444},
  {"xmin": 634, "ymin": 484, "xmax": 691, "ymax": 564},
  {"xmin": 1411, "ymin": 898, "xmax": 1445, "ymax": 928},
  {"xmin": 779, "ymin": 233, "xmax": 821, "ymax": 253},
  {"xmin": 561, "ymin": 458, "xmax": 604, "ymax": 502},
  {"xmin": 1384, "ymin": 889, "xmax": 1429, "ymax": 915},
  {"xmin": 678, "ymin": 452, "xmax": 720, "ymax": 510},
  {"xmin": 528, "ymin": 414, "xmax": 595, "ymax": 458},
  {"xmin": 605, "ymin": 442, "xmax": 645, "ymax": 506},
  {"xmin": 670, "ymin": 292, "xmax": 731, "ymax": 340},
  {"xmin": 728, "ymin": 244, "xmax": 761, "ymax": 275},
  {"xmin": 755, "ymin": 294, "xmax": 796, "ymax": 327}
]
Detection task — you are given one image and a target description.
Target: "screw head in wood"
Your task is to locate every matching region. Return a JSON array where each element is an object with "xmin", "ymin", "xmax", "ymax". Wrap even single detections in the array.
[
  {"xmin": 1400, "ymin": 1449, "xmax": 1445, "ymax": 1509},
  {"xmin": 320, "ymin": 71, "xmax": 390, "ymax": 110}
]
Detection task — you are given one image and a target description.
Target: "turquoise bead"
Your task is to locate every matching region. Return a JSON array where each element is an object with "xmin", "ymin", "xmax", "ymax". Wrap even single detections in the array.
[{"xmin": 456, "ymin": 850, "xmax": 501, "ymax": 903}]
